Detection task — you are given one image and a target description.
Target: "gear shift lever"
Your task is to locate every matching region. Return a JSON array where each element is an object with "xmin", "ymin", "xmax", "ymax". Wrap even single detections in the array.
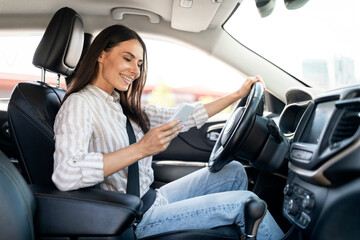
[{"xmin": 244, "ymin": 197, "xmax": 267, "ymax": 240}]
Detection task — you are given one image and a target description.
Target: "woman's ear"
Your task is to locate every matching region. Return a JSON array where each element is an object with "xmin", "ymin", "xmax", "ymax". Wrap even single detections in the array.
[{"xmin": 97, "ymin": 50, "xmax": 105, "ymax": 63}]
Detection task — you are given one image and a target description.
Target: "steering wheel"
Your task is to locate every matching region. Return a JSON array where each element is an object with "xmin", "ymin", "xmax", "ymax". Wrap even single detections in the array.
[{"xmin": 208, "ymin": 82, "xmax": 265, "ymax": 172}]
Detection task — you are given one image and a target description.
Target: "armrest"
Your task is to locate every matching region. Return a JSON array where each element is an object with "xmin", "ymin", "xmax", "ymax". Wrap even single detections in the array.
[{"xmin": 30, "ymin": 185, "xmax": 142, "ymax": 236}]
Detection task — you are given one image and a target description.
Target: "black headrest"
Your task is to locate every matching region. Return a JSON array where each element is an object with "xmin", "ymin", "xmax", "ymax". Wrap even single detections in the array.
[
  {"xmin": 32, "ymin": 7, "xmax": 84, "ymax": 77},
  {"xmin": 65, "ymin": 32, "xmax": 93, "ymax": 86}
]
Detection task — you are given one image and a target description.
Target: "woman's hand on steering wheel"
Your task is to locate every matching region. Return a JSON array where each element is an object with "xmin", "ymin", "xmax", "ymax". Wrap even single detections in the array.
[{"xmin": 236, "ymin": 76, "xmax": 266, "ymax": 100}]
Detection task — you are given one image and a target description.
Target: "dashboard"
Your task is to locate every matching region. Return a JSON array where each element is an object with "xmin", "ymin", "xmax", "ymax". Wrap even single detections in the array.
[{"xmin": 279, "ymin": 84, "xmax": 360, "ymax": 239}]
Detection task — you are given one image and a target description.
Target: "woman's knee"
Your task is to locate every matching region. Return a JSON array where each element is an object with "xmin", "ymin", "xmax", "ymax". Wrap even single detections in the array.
[
  {"xmin": 223, "ymin": 161, "xmax": 247, "ymax": 178},
  {"xmin": 218, "ymin": 161, "xmax": 248, "ymax": 189}
]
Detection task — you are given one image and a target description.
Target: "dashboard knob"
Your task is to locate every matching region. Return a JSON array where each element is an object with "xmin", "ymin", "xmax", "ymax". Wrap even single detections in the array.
[
  {"xmin": 285, "ymin": 199, "xmax": 299, "ymax": 216},
  {"xmin": 284, "ymin": 184, "xmax": 293, "ymax": 196},
  {"xmin": 302, "ymin": 194, "xmax": 315, "ymax": 210}
]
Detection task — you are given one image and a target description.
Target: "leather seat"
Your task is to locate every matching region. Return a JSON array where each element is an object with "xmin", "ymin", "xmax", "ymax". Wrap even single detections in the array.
[
  {"xmin": 0, "ymin": 150, "xmax": 142, "ymax": 240},
  {"xmin": 8, "ymin": 7, "xmax": 82, "ymax": 185},
  {"xmin": 7, "ymin": 6, "xmax": 241, "ymax": 240}
]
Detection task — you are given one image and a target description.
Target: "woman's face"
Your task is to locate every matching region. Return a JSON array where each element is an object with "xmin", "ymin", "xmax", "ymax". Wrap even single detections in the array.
[{"xmin": 93, "ymin": 39, "xmax": 144, "ymax": 94}]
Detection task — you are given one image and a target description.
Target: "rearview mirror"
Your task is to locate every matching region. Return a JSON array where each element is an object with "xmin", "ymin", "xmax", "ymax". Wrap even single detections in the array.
[
  {"xmin": 255, "ymin": 0, "xmax": 276, "ymax": 18},
  {"xmin": 284, "ymin": 0, "xmax": 309, "ymax": 10},
  {"xmin": 254, "ymin": 0, "xmax": 309, "ymax": 18}
]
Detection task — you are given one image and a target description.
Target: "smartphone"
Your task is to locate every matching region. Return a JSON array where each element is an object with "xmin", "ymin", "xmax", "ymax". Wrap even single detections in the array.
[{"xmin": 169, "ymin": 103, "xmax": 195, "ymax": 125}]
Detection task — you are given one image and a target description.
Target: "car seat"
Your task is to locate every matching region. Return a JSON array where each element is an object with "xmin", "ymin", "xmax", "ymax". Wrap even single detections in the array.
[{"xmin": 8, "ymin": 7, "xmax": 82, "ymax": 185}]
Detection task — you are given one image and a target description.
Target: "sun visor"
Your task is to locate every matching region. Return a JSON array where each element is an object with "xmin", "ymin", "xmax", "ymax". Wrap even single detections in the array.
[{"xmin": 171, "ymin": 0, "xmax": 222, "ymax": 32}]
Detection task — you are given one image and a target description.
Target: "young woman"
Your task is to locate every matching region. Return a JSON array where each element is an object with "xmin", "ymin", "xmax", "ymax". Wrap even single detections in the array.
[{"xmin": 52, "ymin": 24, "xmax": 284, "ymax": 239}]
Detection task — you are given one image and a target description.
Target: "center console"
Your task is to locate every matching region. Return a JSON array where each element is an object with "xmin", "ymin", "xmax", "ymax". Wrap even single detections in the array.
[{"xmin": 282, "ymin": 85, "xmax": 360, "ymax": 238}]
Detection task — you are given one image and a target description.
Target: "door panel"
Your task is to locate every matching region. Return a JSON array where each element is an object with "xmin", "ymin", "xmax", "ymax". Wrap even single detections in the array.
[
  {"xmin": 152, "ymin": 119, "xmax": 226, "ymax": 187},
  {"xmin": 154, "ymin": 120, "xmax": 225, "ymax": 162},
  {"xmin": 151, "ymin": 160, "xmax": 206, "ymax": 189}
]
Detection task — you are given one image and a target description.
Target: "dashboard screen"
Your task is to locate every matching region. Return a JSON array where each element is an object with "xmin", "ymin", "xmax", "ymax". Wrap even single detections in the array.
[{"xmin": 299, "ymin": 101, "xmax": 335, "ymax": 144}]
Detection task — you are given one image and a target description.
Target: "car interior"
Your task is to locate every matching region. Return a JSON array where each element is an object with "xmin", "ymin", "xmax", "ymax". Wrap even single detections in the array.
[{"xmin": 0, "ymin": 0, "xmax": 359, "ymax": 240}]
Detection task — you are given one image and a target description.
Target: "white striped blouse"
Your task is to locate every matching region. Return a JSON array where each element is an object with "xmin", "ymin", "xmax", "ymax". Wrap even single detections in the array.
[{"xmin": 52, "ymin": 84, "xmax": 208, "ymax": 199}]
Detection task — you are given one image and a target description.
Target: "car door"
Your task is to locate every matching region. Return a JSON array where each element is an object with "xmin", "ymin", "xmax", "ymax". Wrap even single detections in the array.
[{"xmin": 152, "ymin": 118, "xmax": 226, "ymax": 188}]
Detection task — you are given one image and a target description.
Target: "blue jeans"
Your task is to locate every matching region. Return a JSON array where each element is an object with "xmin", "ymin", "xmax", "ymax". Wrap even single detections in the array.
[{"xmin": 135, "ymin": 161, "xmax": 284, "ymax": 239}]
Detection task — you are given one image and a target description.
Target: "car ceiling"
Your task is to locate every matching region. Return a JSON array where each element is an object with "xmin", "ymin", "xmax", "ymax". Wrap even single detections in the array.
[{"xmin": 0, "ymin": 0, "xmax": 239, "ymax": 33}]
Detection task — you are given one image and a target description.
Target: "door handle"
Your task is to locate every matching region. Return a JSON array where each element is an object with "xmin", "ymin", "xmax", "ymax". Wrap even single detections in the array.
[
  {"xmin": 207, "ymin": 131, "xmax": 220, "ymax": 141},
  {"xmin": 206, "ymin": 123, "xmax": 224, "ymax": 142}
]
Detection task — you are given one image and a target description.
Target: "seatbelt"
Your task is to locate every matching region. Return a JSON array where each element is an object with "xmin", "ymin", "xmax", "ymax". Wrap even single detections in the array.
[
  {"xmin": 126, "ymin": 118, "xmax": 140, "ymax": 196},
  {"xmin": 125, "ymin": 118, "xmax": 156, "ymax": 214}
]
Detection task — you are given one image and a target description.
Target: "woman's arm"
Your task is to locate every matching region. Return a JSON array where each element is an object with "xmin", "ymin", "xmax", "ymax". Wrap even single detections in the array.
[
  {"xmin": 52, "ymin": 96, "xmax": 104, "ymax": 191},
  {"xmin": 204, "ymin": 76, "xmax": 265, "ymax": 118}
]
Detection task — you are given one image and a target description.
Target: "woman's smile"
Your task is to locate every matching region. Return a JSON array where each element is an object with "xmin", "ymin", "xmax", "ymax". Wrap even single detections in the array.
[{"xmin": 120, "ymin": 73, "xmax": 133, "ymax": 85}]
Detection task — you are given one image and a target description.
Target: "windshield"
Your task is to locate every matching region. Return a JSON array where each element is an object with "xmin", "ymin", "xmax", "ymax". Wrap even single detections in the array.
[{"xmin": 224, "ymin": 0, "xmax": 360, "ymax": 90}]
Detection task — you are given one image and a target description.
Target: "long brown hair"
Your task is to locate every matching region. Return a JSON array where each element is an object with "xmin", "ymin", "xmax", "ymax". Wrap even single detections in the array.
[{"xmin": 64, "ymin": 25, "xmax": 149, "ymax": 133}]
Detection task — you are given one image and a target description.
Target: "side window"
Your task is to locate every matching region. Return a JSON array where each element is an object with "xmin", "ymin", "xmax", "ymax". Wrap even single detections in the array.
[
  {"xmin": 143, "ymin": 37, "xmax": 246, "ymax": 113},
  {"xmin": 0, "ymin": 33, "xmax": 65, "ymax": 98},
  {"xmin": 0, "ymin": 34, "xmax": 245, "ymax": 115}
]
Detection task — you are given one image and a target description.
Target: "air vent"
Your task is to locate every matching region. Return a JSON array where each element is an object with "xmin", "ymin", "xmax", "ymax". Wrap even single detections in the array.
[{"xmin": 331, "ymin": 105, "xmax": 360, "ymax": 143}]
